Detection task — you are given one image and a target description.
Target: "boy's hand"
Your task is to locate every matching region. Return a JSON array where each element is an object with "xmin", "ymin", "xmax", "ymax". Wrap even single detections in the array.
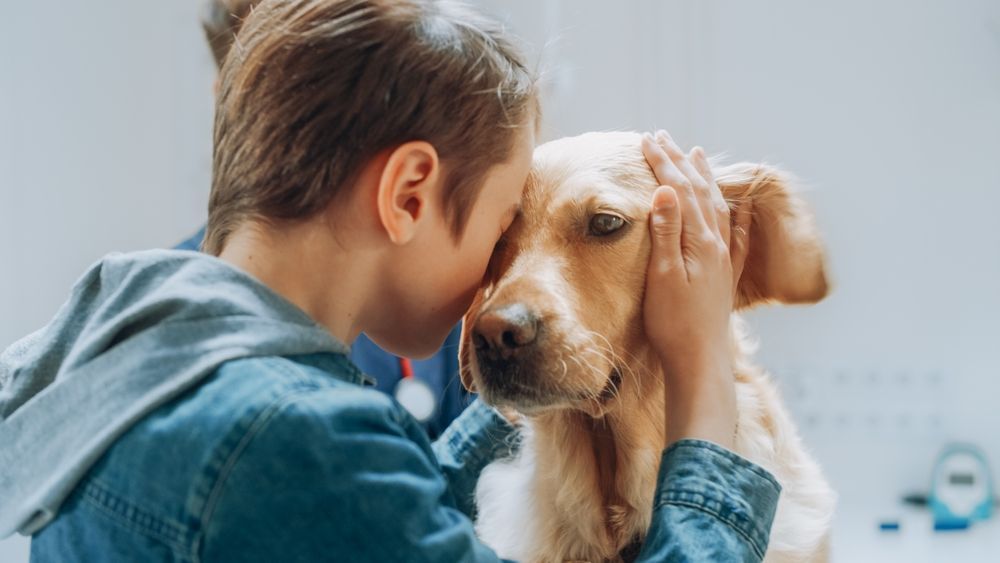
[{"xmin": 640, "ymin": 130, "xmax": 751, "ymax": 450}]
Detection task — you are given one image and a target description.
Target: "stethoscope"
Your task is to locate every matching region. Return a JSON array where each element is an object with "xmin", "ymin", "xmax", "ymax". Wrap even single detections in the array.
[{"xmin": 393, "ymin": 357, "xmax": 437, "ymax": 423}]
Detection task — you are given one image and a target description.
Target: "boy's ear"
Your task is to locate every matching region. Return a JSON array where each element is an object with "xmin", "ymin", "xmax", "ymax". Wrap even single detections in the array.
[
  {"xmin": 714, "ymin": 162, "xmax": 830, "ymax": 309},
  {"xmin": 376, "ymin": 141, "xmax": 440, "ymax": 245}
]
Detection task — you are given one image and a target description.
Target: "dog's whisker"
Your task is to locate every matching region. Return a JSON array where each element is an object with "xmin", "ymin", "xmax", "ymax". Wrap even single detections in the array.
[
  {"xmin": 567, "ymin": 352, "xmax": 599, "ymax": 393},
  {"xmin": 580, "ymin": 345, "xmax": 623, "ymax": 388},
  {"xmin": 583, "ymin": 329, "xmax": 642, "ymax": 373},
  {"xmin": 575, "ymin": 348, "xmax": 608, "ymax": 387},
  {"xmin": 580, "ymin": 329, "xmax": 645, "ymax": 404},
  {"xmin": 559, "ymin": 343, "xmax": 580, "ymax": 385}
]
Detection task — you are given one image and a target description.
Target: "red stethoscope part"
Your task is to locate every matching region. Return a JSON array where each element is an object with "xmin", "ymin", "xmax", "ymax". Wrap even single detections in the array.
[
  {"xmin": 394, "ymin": 357, "xmax": 436, "ymax": 423},
  {"xmin": 398, "ymin": 357, "xmax": 415, "ymax": 379}
]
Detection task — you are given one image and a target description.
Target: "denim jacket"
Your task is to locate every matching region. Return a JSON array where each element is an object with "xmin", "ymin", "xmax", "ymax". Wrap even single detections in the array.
[
  {"xmin": 30, "ymin": 350, "xmax": 779, "ymax": 562},
  {"xmin": 3, "ymin": 251, "xmax": 780, "ymax": 561}
]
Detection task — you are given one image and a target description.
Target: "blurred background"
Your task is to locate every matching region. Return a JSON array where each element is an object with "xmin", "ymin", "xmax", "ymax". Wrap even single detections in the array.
[{"xmin": 1, "ymin": 0, "xmax": 998, "ymax": 561}]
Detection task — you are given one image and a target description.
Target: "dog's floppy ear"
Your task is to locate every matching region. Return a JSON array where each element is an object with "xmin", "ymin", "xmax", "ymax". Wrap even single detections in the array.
[{"xmin": 714, "ymin": 162, "xmax": 829, "ymax": 309}]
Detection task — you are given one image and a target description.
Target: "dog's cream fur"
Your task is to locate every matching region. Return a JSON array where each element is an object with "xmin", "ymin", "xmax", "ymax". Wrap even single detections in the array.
[{"xmin": 460, "ymin": 132, "xmax": 836, "ymax": 562}]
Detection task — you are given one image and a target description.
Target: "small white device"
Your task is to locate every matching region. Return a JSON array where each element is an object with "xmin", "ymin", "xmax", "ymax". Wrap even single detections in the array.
[
  {"xmin": 393, "ymin": 357, "xmax": 437, "ymax": 423},
  {"xmin": 928, "ymin": 443, "xmax": 994, "ymax": 530}
]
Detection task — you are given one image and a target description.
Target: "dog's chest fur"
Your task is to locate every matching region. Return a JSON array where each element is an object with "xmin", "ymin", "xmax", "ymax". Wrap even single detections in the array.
[
  {"xmin": 474, "ymin": 394, "xmax": 668, "ymax": 562},
  {"xmin": 474, "ymin": 361, "xmax": 836, "ymax": 563}
]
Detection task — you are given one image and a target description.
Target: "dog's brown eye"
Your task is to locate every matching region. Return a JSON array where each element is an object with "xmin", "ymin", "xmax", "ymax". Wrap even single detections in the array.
[{"xmin": 589, "ymin": 213, "xmax": 625, "ymax": 236}]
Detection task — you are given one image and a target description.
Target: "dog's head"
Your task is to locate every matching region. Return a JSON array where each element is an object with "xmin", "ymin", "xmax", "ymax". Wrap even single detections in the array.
[{"xmin": 460, "ymin": 131, "xmax": 828, "ymax": 416}]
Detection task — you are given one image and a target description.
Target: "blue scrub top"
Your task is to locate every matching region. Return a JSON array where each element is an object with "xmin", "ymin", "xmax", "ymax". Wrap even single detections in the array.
[
  {"xmin": 173, "ymin": 226, "xmax": 472, "ymax": 439},
  {"xmin": 350, "ymin": 326, "xmax": 471, "ymax": 439}
]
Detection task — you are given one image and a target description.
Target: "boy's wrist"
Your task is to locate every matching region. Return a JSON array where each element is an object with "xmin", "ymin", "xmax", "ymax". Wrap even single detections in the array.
[
  {"xmin": 664, "ymin": 416, "xmax": 737, "ymax": 450},
  {"xmin": 658, "ymin": 347, "xmax": 733, "ymax": 389},
  {"xmin": 660, "ymin": 352, "xmax": 737, "ymax": 449}
]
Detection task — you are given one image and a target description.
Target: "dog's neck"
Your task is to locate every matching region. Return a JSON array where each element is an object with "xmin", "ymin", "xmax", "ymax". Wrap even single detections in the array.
[
  {"xmin": 529, "ymin": 353, "xmax": 667, "ymax": 560},
  {"xmin": 589, "ymin": 415, "xmax": 621, "ymax": 507}
]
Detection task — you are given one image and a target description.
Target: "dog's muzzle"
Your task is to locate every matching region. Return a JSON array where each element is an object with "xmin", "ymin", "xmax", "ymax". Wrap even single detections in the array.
[{"xmin": 472, "ymin": 302, "xmax": 543, "ymax": 401}]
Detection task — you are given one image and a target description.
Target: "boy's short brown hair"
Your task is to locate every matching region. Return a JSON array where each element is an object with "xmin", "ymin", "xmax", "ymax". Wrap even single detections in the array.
[
  {"xmin": 204, "ymin": 0, "xmax": 538, "ymax": 255},
  {"xmin": 201, "ymin": 0, "xmax": 260, "ymax": 68}
]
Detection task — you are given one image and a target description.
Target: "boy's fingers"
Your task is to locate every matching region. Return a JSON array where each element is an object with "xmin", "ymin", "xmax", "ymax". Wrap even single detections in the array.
[
  {"xmin": 642, "ymin": 134, "xmax": 708, "ymax": 238},
  {"xmin": 691, "ymin": 146, "xmax": 730, "ymax": 244},
  {"xmin": 656, "ymin": 131, "xmax": 718, "ymax": 235},
  {"xmin": 648, "ymin": 186, "xmax": 685, "ymax": 280},
  {"xmin": 643, "ymin": 134, "xmax": 690, "ymax": 191},
  {"xmin": 689, "ymin": 145, "xmax": 715, "ymax": 183}
]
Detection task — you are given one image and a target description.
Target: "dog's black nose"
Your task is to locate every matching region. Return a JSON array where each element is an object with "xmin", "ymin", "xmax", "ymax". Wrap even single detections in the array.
[{"xmin": 473, "ymin": 303, "xmax": 538, "ymax": 360}]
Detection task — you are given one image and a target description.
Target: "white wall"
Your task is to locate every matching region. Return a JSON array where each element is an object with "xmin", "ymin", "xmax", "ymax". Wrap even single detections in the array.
[
  {"xmin": 0, "ymin": 0, "xmax": 215, "ymax": 349},
  {"xmin": 2, "ymin": 0, "xmax": 999, "ymax": 561}
]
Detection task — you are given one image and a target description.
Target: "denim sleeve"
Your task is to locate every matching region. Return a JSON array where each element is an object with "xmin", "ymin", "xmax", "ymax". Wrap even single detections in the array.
[
  {"xmin": 199, "ymin": 389, "xmax": 509, "ymax": 563},
  {"xmin": 431, "ymin": 398, "xmax": 519, "ymax": 519},
  {"xmin": 636, "ymin": 439, "xmax": 782, "ymax": 562}
]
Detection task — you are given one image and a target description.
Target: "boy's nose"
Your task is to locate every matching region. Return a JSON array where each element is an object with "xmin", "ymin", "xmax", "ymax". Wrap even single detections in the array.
[{"xmin": 473, "ymin": 303, "xmax": 538, "ymax": 361}]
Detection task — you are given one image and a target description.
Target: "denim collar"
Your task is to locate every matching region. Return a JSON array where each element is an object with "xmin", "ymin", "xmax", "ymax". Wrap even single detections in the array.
[{"xmin": 288, "ymin": 352, "xmax": 377, "ymax": 388}]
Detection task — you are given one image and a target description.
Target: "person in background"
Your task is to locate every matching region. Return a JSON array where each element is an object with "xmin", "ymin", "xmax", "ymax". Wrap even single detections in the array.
[{"xmin": 176, "ymin": 0, "xmax": 470, "ymax": 438}]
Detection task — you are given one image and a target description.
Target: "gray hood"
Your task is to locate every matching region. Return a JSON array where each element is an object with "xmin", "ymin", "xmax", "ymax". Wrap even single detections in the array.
[{"xmin": 0, "ymin": 250, "xmax": 349, "ymax": 537}]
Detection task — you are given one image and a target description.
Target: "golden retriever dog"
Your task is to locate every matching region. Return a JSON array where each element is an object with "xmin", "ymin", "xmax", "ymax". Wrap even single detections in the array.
[{"xmin": 459, "ymin": 132, "xmax": 836, "ymax": 562}]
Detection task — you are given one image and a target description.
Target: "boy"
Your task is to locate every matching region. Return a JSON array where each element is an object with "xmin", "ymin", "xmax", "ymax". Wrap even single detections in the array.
[
  {"xmin": 179, "ymin": 0, "xmax": 471, "ymax": 438},
  {"xmin": 1, "ymin": 1, "xmax": 779, "ymax": 560}
]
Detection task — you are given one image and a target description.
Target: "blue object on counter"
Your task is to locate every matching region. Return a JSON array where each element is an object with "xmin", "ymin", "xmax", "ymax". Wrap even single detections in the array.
[
  {"xmin": 878, "ymin": 521, "xmax": 901, "ymax": 531},
  {"xmin": 928, "ymin": 443, "xmax": 994, "ymax": 530},
  {"xmin": 933, "ymin": 520, "xmax": 969, "ymax": 532}
]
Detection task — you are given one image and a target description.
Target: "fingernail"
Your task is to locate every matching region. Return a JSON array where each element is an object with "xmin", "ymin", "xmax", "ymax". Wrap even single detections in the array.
[{"xmin": 654, "ymin": 189, "xmax": 676, "ymax": 210}]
